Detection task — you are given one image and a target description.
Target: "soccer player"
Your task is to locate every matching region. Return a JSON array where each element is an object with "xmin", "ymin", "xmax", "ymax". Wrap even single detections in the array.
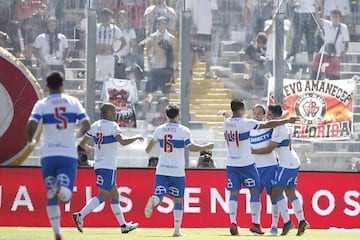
[
  {"xmin": 144, "ymin": 103, "xmax": 214, "ymax": 237},
  {"xmin": 26, "ymin": 71, "xmax": 91, "ymax": 240},
  {"xmin": 250, "ymin": 104, "xmax": 280, "ymax": 235},
  {"xmin": 72, "ymin": 103, "xmax": 144, "ymax": 234},
  {"xmin": 252, "ymin": 104, "xmax": 310, "ymax": 236},
  {"xmin": 222, "ymin": 99, "xmax": 297, "ymax": 236}
]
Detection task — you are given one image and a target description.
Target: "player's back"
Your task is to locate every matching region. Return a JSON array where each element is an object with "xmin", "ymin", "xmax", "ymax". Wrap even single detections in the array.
[
  {"xmin": 223, "ymin": 117, "xmax": 259, "ymax": 167},
  {"xmin": 89, "ymin": 119, "xmax": 120, "ymax": 170},
  {"xmin": 154, "ymin": 122, "xmax": 191, "ymax": 177},
  {"xmin": 272, "ymin": 125, "xmax": 300, "ymax": 169},
  {"xmin": 36, "ymin": 93, "xmax": 86, "ymax": 158}
]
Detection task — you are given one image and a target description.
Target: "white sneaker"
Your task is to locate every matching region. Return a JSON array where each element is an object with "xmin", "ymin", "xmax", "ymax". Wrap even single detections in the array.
[
  {"xmin": 268, "ymin": 226, "xmax": 278, "ymax": 236},
  {"xmin": 144, "ymin": 196, "xmax": 155, "ymax": 218},
  {"xmin": 121, "ymin": 222, "xmax": 139, "ymax": 233},
  {"xmin": 72, "ymin": 212, "xmax": 83, "ymax": 233},
  {"xmin": 173, "ymin": 231, "xmax": 185, "ymax": 237}
]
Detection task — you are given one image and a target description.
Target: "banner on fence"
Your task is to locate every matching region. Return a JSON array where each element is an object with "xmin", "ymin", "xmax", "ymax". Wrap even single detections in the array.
[
  {"xmin": 268, "ymin": 78, "xmax": 355, "ymax": 140},
  {"xmin": 0, "ymin": 168, "xmax": 359, "ymax": 229}
]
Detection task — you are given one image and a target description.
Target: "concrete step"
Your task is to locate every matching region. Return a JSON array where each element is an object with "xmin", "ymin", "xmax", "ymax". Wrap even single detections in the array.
[
  {"xmin": 186, "ymin": 92, "xmax": 232, "ymax": 100},
  {"xmin": 194, "ymin": 115, "xmax": 224, "ymax": 122}
]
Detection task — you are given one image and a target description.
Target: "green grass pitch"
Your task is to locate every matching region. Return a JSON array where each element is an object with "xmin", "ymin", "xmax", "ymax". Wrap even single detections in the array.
[{"xmin": 0, "ymin": 227, "xmax": 359, "ymax": 240}]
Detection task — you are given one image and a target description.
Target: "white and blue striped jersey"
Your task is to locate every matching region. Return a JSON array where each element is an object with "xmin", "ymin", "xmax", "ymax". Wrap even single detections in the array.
[
  {"xmin": 271, "ymin": 125, "xmax": 300, "ymax": 169},
  {"xmin": 86, "ymin": 119, "xmax": 122, "ymax": 170},
  {"xmin": 250, "ymin": 128, "xmax": 278, "ymax": 168},
  {"xmin": 29, "ymin": 93, "xmax": 89, "ymax": 158},
  {"xmin": 152, "ymin": 122, "xmax": 193, "ymax": 177},
  {"xmin": 223, "ymin": 117, "xmax": 260, "ymax": 167},
  {"xmin": 96, "ymin": 24, "xmax": 123, "ymax": 46}
]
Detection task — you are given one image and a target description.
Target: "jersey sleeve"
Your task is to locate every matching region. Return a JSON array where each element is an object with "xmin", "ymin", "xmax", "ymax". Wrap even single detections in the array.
[
  {"xmin": 28, "ymin": 101, "xmax": 42, "ymax": 122},
  {"xmin": 85, "ymin": 124, "xmax": 95, "ymax": 138},
  {"xmin": 114, "ymin": 26, "xmax": 123, "ymax": 39},
  {"xmin": 183, "ymin": 126, "xmax": 193, "ymax": 147},
  {"xmin": 271, "ymin": 126, "xmax": 287, "ymax": 144},
  {"xmin": 152, "ymin": 127, "xmax": 161, "ymax": 142},
  {"xmin": 246, "ymin": 119, "xmax": 260, "ymax": 130},
  {"xmin": 60, "ymin": 34, "xmax": 69, "ymax": 49},
  {"xmin": 342, "ymin": 24, "xmax": 350, "ymax": 42},
  {"xmin": 75, "ymin": 99, "xmax": 89, "ymax": 122},
  {"xmin": 112, "ymin": 122, "xmax": 122, "ymax": 137},
  {"xmin": 32, "ymin": 34, "xmax": 42, "ymax": 49}
]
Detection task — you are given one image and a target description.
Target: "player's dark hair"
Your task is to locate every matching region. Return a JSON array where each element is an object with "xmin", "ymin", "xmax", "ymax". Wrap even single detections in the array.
[
  {"xmin": 100, "ymin": 103, "xmax": 115, "ymax": 118},
  {"xmin": 268, "ymin": 104, "xmax": 283, "ymax": 117},
  {"xmin": 46, "ymin": 71, "xmax": 64, "ymax": 90},
  {"xmin": 231, "ymin": 98, "xmax": 245, "ymax": 112},
  {"xmin": 166, "ymin": 103, "xmax": 179, "ymax": 119},
  {"xmin": 252, "ymin": 104, "xmax": 266, "ymax": 114}
]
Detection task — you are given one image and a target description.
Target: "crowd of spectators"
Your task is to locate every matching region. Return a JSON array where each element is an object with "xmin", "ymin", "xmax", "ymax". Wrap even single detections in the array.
[
  {"xmin": 0, "ymin": 0, "xmax": 357, "ymax": 113},
  {"xmin": 0, "ymin": 1, "xmax": 357, "ymax": 81}
]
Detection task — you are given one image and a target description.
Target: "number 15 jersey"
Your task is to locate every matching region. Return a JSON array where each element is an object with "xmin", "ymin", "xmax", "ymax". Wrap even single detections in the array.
[
  {"xmin": 152, "ymin": 122, "xmax": 193, "ymax": 177},
  {"xmin": 224, "ymin": 117, "xmax": 260, "ymax": 167}
]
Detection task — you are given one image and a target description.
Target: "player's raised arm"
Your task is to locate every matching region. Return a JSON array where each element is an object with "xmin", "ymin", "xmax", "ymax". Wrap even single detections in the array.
[
  {"xmin": 116, "ymin": 134, "xmax": 144, "ymax": 146},
  {"xmin": 188, "ymin": 142, "xmax": 214, "ymax": 152},
  {"xmin": 258, "ymin": 116, "xmax": 298, "ymax": 129}
]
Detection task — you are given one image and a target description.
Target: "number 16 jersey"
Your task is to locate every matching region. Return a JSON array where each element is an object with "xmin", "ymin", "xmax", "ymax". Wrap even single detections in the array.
[{"xmin": 152, "ymin": 122, "xmax": 193, "ymax": 177}]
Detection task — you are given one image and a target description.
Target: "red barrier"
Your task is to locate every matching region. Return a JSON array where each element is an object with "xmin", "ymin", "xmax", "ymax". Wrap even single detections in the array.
[{"xmin": 0, "ymin": 167, "xmax": 359, "ymax": 228}]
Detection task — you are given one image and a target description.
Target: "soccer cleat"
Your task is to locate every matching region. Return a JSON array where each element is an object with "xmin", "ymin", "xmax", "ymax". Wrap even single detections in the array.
[
  {"xmin": 144, "ymin": 196, "xmax": 155, "ymax": 218},
  {"xmin": 172, "ymin": 231, "xmax": 185, "ymax": 237},
  {"xmin": 296, "ymin": 220, "xmax": 309, "ymax": 236},
  {"xmin": 250, "ymin": 223, "xmax": 265, "ymax": 235},
  {"xmin": 281, "ymin": 220, "xmax": 294, "ymax": 236},
  {"xmin": 268, "ymin": 226, "xmax": 278, "ymax": 236},
  {"xmin": 72, "ymin": 212, "xmax": 83, "ymax": 233},
  {"xmin": 55, "ymin": 234, "xmax": 63, "ymax": 240},
  {"xmin": 229, "ymin": 223, "xmax": 239, "ymax": 236},
  {"xmin": 121, "ymin": 222, "xmax": 139, "ymax": 233}
]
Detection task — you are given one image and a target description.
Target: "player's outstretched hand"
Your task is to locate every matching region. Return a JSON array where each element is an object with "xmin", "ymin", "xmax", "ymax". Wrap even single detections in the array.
[
  {"xmin": 207, "ymin": 143, "xmax": 215, "ymax": 149},
  {"xmin": 218, "ymin": 110, "xmax": 231, "ymax": 118},
  {"xmin": 288, "ymin": 116, "xmax": 300, "ymax": 123},
  {"xmin": 136, "ymin": 135, "xmax": 145, "ymax": 142}
]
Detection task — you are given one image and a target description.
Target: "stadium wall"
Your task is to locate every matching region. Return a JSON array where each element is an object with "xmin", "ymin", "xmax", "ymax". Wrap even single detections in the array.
[{"xmin": 0, "ymin": 167, "xmax": 359, "ymax": 229}]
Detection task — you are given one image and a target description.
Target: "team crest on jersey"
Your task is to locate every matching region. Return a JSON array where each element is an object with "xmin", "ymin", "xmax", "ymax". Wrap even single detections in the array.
[{"xmin": 295, "ymin": 93, "xmax": 326, "ymax": 125}]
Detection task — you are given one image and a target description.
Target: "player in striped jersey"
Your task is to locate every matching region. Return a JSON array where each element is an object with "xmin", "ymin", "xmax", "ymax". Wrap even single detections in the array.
[
  {"xmin": 27, "ymin": 71, "xmax": 91, "ymax": 240},
  {"xmin": 72, "ymin": 103, "xmax": 144, "ymax": 234},
  {"xmin": 222, "ymin": 99, "xmax": 297, "ymax": 236},
  {"xmin": 96, "ymin": 8, "xmax": 126, "ymax": 81},
  {"xmin": 250, "ymin": 104, "xmax": 280, "ymax": 236},
  {"xmin": 144, "ymin": 103, "xmax": 214, "ymax": 237},
  {"xmin": 252, "ymin": 104, "xmax": 309, "ymax": 236}
]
